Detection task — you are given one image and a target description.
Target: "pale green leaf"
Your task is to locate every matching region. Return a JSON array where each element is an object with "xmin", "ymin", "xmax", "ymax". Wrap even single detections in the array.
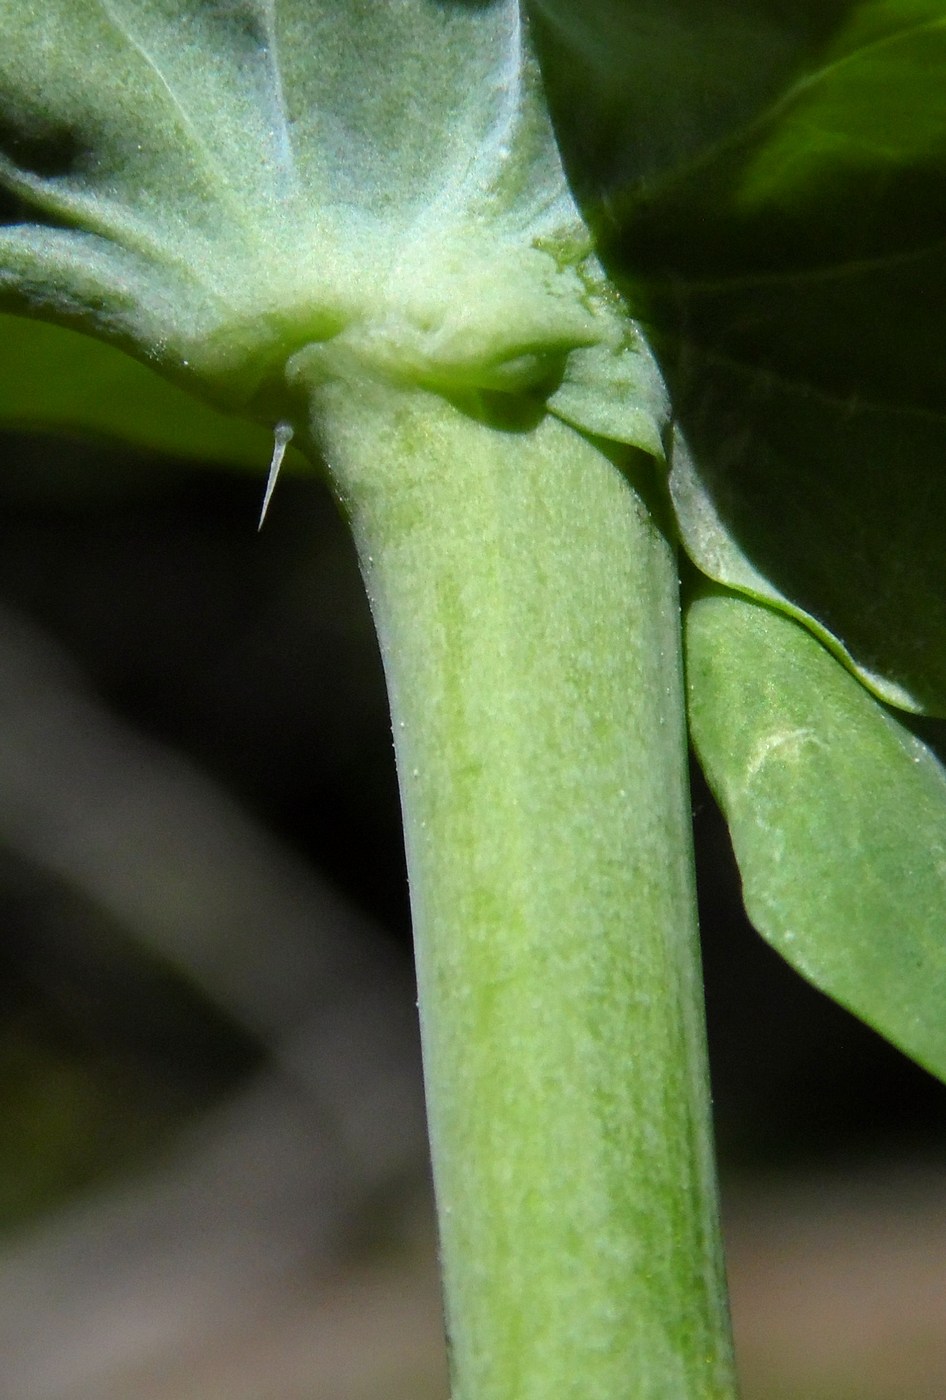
[
  {"xmin": 0, "ymin": 0, "xmax": 666, "ymax": 458},
  {"xmin": 687, "ymin": 586, "xmax": 946, "ymax": 1084}
]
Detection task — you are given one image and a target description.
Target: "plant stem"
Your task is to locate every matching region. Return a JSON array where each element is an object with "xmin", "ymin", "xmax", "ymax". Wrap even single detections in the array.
[{"xmin": 299, "ymin": 369, "xmax": 737, "ymax": 1399}]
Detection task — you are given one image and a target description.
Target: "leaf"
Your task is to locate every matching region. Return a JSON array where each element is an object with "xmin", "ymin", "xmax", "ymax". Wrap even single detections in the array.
[
  {"xmin": 0, "ymin": 315, "xmax": 279, "ymax": 468},
  {"xmin": 545, "ymin": 329, "xmax": 668, "ymax": 457},
  {"xmin": 530, "ymin": 0, "xmax": 849, "ymax": 197},
  {"xmin": 686, "ymin": 585, "xmax": 946, "ymax": 1085},
  {"xmin": 538, "ymin": 0, "xmax": 946, "ymax": 716},
  {"xmin": 667, "ymin": 394, "xmax": 946, "ymax": 717},
  {"xmin": 0, "ymin": 0, "xmax": 666, "ymax": 459}
]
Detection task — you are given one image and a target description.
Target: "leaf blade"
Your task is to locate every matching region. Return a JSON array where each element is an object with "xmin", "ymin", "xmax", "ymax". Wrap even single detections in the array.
[
  {"xmin": 687, "ymin": 586, "xmax": 946, "ymax": 1084},
  {"xmin": 549, "ymin": 0, "xmax": 946, "ymax": 715}
]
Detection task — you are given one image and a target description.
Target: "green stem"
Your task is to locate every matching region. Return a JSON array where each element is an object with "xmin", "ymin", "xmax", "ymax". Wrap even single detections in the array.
[{"xmin": 300, "ymin": 369, "xmax": 737, "ymax": 1399}]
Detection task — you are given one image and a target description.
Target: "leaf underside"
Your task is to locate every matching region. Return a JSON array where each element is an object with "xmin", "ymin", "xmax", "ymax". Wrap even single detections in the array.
[{"xmin": 0, "ymin": 0, "xmax": 666, "ymax": 454}]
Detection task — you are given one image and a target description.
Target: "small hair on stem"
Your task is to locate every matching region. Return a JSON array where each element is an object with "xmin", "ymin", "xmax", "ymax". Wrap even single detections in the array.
[{"xmin": 258, "ymin": 421, "xmax": 294, "ymax": 529}]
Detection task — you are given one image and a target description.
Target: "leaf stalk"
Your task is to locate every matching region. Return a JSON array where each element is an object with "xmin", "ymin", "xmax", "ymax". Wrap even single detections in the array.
[{"xmin": 300, "ymin": 371, "xmax": 737, "ymax": 1400}]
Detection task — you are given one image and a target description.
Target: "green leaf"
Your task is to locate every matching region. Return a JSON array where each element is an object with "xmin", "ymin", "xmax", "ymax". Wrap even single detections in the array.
[
  {"xmin": 0, "ymin": 0, "xmax": 666, "ymax": 458},
  {"xmin": 530, "ymin": 0, "xmax": 848, "ymax": 197},
  {"xmin": 539, "ymin": 0, "xmax": 946, "ymax": 715},
  {"xmin": 686, "ymin": 585, "xmax": 946, "ymax": 1085},
  {"xmin": 0, "ymin": 315, "xmax": 279, "ymax": 467}
]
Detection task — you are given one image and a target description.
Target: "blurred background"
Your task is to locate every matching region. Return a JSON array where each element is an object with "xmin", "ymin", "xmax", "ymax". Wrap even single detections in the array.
[{"xmin": 0, "ymin": 424, "xmax": 942, "ymax": 1400}]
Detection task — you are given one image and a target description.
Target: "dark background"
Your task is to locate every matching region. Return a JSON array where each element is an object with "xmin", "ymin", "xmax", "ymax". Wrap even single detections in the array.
[{"xmin": 0, "ymin": 428, "xmax": 942, "ymax": 1398}]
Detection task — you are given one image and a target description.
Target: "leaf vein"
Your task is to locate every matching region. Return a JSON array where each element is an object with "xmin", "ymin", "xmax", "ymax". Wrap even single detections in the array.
[{"xmin": 93, "ymin": 0, "xmax": 254, "ymax": 231}]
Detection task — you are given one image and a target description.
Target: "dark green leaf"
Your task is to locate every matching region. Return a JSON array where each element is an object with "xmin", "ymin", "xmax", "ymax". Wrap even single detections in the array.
[
  {"xmin": 541, "ymin": 0, "xmax": 946, "ymax": 714},
  {"xmin": 530, "ymin": 0, "xmax": 852, "ymax": 197}
]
